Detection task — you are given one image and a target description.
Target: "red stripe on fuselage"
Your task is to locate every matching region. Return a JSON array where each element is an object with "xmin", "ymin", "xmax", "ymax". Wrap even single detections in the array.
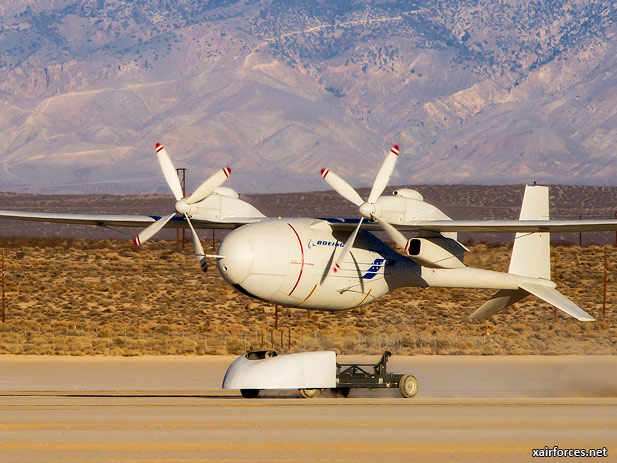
[{"xmin": 287, "ymin": 223, "xmax": 304, "ymax": 296}]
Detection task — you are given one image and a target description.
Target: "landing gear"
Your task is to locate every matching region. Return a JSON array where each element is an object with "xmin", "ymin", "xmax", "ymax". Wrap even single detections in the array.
[
  {"xmin": 240, "ymin": 389, "xmax": 260, "ymax": 398},
  {"xmin": 398, "ymin": 374, "xmax": 419, "ymax": 398},
  {"xmin": 298, "ymin": 388, "xmax": 320, "ymax": 399}
]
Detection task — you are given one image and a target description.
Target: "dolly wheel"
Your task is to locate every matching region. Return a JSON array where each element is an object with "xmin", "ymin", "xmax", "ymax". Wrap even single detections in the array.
[
  {"xmin": 398, "ymin": 375, "xmax": 418, "ymax": 398},
  {"xmin": 240, "ymin": 389, "xmax": 260, "ymax": 398},
  {"xmin": 299, "ymin": 388, "xmax": 320, "ymax": 399}
]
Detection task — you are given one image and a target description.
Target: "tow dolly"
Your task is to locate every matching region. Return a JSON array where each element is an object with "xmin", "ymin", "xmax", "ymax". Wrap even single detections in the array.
[
  {"xmin": 222, "ymin": 350, "xmax": 418, "ymax": 399},
  {"xmin": 334, "ymin": 351, "xmax": 418, "ymax": 398}
]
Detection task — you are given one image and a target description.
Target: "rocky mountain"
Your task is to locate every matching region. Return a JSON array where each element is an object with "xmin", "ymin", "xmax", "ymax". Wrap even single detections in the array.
[{"xmin": 0, "ymin": 0, "xmax": 616, "ymax": 194}]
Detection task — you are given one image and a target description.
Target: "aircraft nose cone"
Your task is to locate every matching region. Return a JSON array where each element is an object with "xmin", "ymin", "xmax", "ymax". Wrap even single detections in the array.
[{"xmin": 217, "ymin": 229, "xmax": 253, "ymax": 285}]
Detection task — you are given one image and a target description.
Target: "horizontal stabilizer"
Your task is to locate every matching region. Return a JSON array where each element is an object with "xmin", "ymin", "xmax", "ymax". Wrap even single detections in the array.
[
  {"xmin": 519, "ymin": 283, "xmax": 595, "ymax": 321},
  {"xmin": 469, "ymin": 289, "xmax": 528, "ymax": 319}
]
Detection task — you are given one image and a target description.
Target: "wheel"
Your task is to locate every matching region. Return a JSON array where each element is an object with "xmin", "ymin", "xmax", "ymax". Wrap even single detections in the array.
[
  {"xmin": 299, "ymin": 388, "xmax": 320, "ymax": 399},
  {"xmin": 240, "ymin": 389, "xmax": 260, "ymax": 398},
  {"xmin": 335, "ymin": 387, "xmax": 351, "ymax": 398},
  {"xmin": 398, "ymin": 375, "xmax": 418, "ymax": 398}
]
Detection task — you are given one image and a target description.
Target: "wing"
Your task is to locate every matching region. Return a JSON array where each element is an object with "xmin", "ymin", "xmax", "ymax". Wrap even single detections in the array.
[
  {"xmin": 0, "ymin": 210, "xmax": 262, "ymax": 229},
  {"xmin": 3, "ymin": 209, "xmax": 617, "ymax": 233},
  {"xmin": 323, "ymin": 218, "xmax": 617, "ymax": 233}
]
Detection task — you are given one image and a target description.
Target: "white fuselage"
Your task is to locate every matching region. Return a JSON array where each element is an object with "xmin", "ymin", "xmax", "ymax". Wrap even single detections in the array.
[
  {"xmin": 217, "ymin": 218, "xmax": 421, "ymax": 309},
  {"xmin": 216, "ymin": 218, "xmax": 546, "ymax": 310}
]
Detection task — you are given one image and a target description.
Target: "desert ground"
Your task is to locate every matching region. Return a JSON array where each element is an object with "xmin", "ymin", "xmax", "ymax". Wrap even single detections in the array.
[
  {"xmin": 0, "ymin": 356, "xmax": 615, "ymax": 463},
  {"xmin": 0, "ymin": 185, "xmax": 616, "ymax": 356},
  {"xmin": 0, "ymin": 237, "xmax": 615, "ymax": 356}
]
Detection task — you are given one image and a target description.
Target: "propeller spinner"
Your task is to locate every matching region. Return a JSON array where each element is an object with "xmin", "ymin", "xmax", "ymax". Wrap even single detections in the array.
[
  {"xmin": 133, "ymin": 143, "xmax": 231, "ymax": 272},
  {"xmin": 320, "ymin": 145, "xmax": 407, "ymax": 273}
]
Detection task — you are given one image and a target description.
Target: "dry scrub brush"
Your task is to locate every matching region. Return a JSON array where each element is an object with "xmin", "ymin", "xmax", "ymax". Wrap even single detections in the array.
[{"xmin": 0, "ymin": 238, "xmax": 615, "ymax": 356}]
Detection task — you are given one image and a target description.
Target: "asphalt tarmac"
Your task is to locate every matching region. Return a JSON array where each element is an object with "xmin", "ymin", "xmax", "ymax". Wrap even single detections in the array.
[{"xmin": 1, "ymin": 355, "xmax": 616, "ymax": 463}]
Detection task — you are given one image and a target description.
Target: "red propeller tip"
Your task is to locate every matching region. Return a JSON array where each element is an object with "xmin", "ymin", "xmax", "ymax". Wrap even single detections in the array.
[
  {"xmin": 223, "ymin": 166, "xmax": 232, "ymax": 178},
  {"xmin": 320, "ymin": 168, "xmax": 329, "ymax": 178},
  {"xmin": 391, "ymin": 145, "xmax": 399, "ymax": 156},
  {"xmin": 155, "ymin": 143, "xmax": 164, "ymax": 153},
  {"xmin": 393, "ymin": 144, "xmax": 399, "ymax": 150},
  {"xmin": 133, "ymin": 236, "xmax": 141, "ymax": 247}
]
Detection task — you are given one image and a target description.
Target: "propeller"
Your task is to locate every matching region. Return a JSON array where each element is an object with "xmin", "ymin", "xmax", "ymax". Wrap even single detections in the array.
[
  {"xmin": 321, "ymin": 145, "xmax": 407, "ymax": 273},
  {"xmin": 133, "ymin": 143, "xmax": 231, "ymax": 272}
]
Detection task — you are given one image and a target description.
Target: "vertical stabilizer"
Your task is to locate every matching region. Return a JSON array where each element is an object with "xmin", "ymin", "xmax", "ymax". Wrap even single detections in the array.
[
  {"xmin": 508, "ymin": 185, "xmax": 550, "ymax": 279},
  {"xmin": 470, "ymin": 184, "xmax": 595, "ymax": 322}
]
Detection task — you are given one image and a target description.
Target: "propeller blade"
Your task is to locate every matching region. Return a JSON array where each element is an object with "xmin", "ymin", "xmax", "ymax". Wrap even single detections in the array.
[
  {"xmin": 320, "ymin": 168, "xmax": 364, "ymax": 207},
  {"xmin": 185, "ymin": 167, "xmax": 232, "ymax": 205},
  {"xmin": 373, "ymin": 214, "xmax": 409, "ymax": 250},
  {"xmin": 185, "ymin": 214, "xmax": 208, "ymax": 272},
  {"xmin": 367, "ymin": 145, "xmax": 399, "ymax": 204},
  {"xmin": 155, "ymin": 143, "xmax": 184, "ymax": 201},
  {"xmin": 133, "ymin": 212, "xmax": 176, "ymax": 246},
  {"xmin": 332, "ymin": 218, "xmax": 363, "ymax": 273}
]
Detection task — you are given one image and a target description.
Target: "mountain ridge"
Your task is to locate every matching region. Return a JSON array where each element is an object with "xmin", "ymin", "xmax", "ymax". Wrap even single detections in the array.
[{"xmin": 0, "ymin": 1, "xmax": 616, "ymax": 193}]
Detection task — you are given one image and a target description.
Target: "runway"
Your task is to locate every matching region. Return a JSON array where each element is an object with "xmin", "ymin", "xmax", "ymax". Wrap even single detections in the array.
[{"xmin": 1, "ymin": 355, "xmax": 616, "ymax": 462}]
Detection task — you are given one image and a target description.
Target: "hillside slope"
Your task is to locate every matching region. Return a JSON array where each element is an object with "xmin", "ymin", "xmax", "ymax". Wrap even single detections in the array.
[{"xmin": 0, "ymin": 1, "xmax": 616, "ymax": 193}]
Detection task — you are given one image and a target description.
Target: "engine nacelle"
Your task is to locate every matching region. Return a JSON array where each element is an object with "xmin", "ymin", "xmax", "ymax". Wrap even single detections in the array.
[
  {"xmin": 375, "ymin": 190, "xmax": 457, "ymax": 241},
  {"xmin": 375, "ymin": 191, "xmax": 450, "ymax": 223},
  {"xmin": 190, "ymin": 187, "xmax": 265, "ymax": 222},
  {"xmin": 404, "ymin": 237, "xmax": 466, "ymax": 269},
  {"xmin": 393, "ymin": 188, "xmax": 424, "ymax": 201}
]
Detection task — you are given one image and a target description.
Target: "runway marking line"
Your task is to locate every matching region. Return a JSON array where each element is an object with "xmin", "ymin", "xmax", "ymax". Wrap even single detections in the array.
[
  {"xmin": 0, "ymin": 420, "xmax": 611, "ymax": 431},
  {"xmin": 2, "ymin": 394, "xmax": 617, "ymax": 407},
  {"xmin": 1, "ymin": 401, "xmax": 616, "ymax": 411},
  {"xmin": 0, "ymin": 441, "xmax": 533, "ymax": 455}
]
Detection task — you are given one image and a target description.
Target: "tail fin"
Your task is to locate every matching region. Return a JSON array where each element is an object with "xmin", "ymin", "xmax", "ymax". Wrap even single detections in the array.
[
  {"xmin": 470, "ymin": 185, "xmax": 595, "ymax": 322},
  {"xmin": 519, "ymin": 283, "xmax": 595, "ymax": 321},
  {"xmin": 508, "ymin": 185, "xmax": 550, "ymax": 279},
  {"xmin": 469, "ymin": 289, "xmax": 528, "ymax": 319},
  {"xmin": 470, "ymin": 284, "xmax": 595, "ymax": 321}
]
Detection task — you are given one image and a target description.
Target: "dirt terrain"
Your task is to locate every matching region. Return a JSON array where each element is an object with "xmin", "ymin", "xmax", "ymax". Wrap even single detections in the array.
[
  {"xmin": 0, "ymin": 236, "xmax": 615, "ymax": 356},
  {"xmin": 3, "ymin": 355, "xmax": 616, "ymax": 463}
]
